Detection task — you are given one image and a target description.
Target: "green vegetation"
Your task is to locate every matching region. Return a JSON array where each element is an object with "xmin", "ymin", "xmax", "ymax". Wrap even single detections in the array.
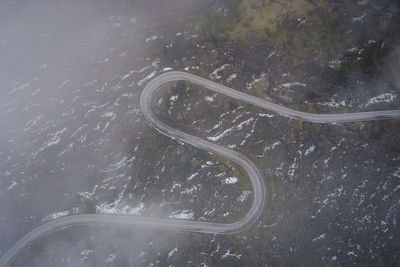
[
  {"xmin": 246, "ymin": 86, "xmax": 265, "ymax": 98},
  {"xmin": 197, "ymin": 3, "xmax": 242, "ymax": 38},
  {"xmin": 211, "ymin": 152, "xmax": 251, "ymax": 190},
  {"xmin": 190, "ymin": 158, "xmax": 201, "ymax": 168},
  {"xmin": 226, "ymin": 0, "xmax": 328, "ymax": 37},
  {"xmin": 234, "ymin": 165, "xmax": 252, "ymax": 190},
  {"xmin": 149, "ymin": 37, "xmax": 167, "ymax": 55},
  {"xmin": 191, "ymin": 0, "xmax": 348, "ymax": 63},
  {"xmin": 140, "ymin": 127, "xmax": 167, "ymax": 151}
]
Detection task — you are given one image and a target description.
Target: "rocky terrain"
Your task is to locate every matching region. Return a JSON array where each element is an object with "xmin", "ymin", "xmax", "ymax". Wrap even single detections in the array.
[{"xmin": 1, "ymin": 0, "xmax": 399, "ymax": 266}]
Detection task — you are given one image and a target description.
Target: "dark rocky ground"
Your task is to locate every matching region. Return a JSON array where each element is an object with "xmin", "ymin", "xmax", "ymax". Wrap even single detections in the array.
[{"xmin": 1, "ymin": 0, "xmax": 399, "ymax": 266}]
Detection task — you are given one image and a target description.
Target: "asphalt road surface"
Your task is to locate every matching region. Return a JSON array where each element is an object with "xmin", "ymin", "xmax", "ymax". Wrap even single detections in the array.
[{"xmin": 1, "ymin": 71, "xmax": 399, "ymax": 266}]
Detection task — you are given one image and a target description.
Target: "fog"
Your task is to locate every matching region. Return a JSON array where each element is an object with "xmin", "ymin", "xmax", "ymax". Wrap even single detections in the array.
[
  {"xmin": 1, "ymin": 0, "xmax": 399, "ymax": 266},
  {"xmin": 0, "ymin": 0, "xmax": 160, "ymax": 264},
  {"xmin": 0, "ymin": 0, "xmax": 215, "ymax": 264}
]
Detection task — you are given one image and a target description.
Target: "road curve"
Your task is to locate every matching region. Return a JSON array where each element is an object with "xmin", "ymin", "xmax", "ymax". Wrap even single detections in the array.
[{"xmin": 1, "ymin": 71, "xmax": 399, "ymax": 266}]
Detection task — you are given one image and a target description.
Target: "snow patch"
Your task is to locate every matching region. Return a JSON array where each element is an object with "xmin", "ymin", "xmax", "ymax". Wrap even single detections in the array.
[
  {"xmin": 365, "ymin": 93, "xmax": 396, "ymax": 106},
  {"xmin": 106, "ymin": 253, "xmax": 116, "ymax": 264},
  {"xmin": 317, "ymin": 99, "xmax": 347, "ymax": 108},
  {"xmin": 101, "ymin": 111, "xmax": 116, "ymax": 120},
  {"xmin": 312, "ymin": 233, "xmax": 327, "ymax": 242},
  {"xmin": 288, "ymin": 158, "xmax": 298, "ymax": 178},
  {"xmin": 258, "ymin": 113, "xmax": 274, "ymax": 118},
  {"xmin": 6, "ymin": 181, "xmax": 18, "ymax": 190},
  {"xmin": 58, "ymin": 79, "xmax": 70, "ymax": 89},
  {"xmin": 221, "ymin": 250, "xmax": 241, "ymax": 259},
  {"xmin": 145, "ymin": 35, "xmax": 158, "ymax": 42},
  {"xmin": 205, "ymin": 95, "xmax": 215, "ymax": 102},
  {"xmin": 181, "ymin": 184, "xmax": 201, "ymax": 195},
  {"xmin": 281, "ymin": 82, "xmax": 306, "ymax": 88},
  {"xmin": 226, "ymin": 73, "xmax": 237, "ymax": 82},
  {"xmin": 246, "ymin": 73, "xmax": 267, "ymax": 90},
  {"xmin": 305, "ymin": 145, "xmax": 316, "ymax": 156},
  {"xmin": 168, "ymin": 247, "xmax": 178, "ymax": 258},
  {"xmin": 222, "ymin": 177, "xmax": 238, "ymax": 184},
  {"xmin": 9, "ymin": 82, "xmax": 30, "ymax": 94},
  {"xmin": 207, "ymin": 117, "xmax": 254, "ymax": 142},
  {"xmin": 352, "ymin": 13, "xmax": 366, "ymax": 23},
  {"xmin": 137, "ymin": 71, "xmax": 157, "ymax": 86},
  {"xmin": 42, "ymin": 210, "xmax": 70, "ymax": 221},
  {"xmin": 210, "ymin": 64, "xmax": 229, "ymax": 79},
  {"xmin": 186, "ymin": 173, "xmax": 198, "ymax": 181},
  {"xmin": 169, "ymin": 210, "xmax": 194, "ymax": 220},
  {"xmin": 96, "ymin": 202, "xmax": 145, "ymax": 215},
  {"xmin": 237, "ymin": 190, "xmax": 252, "ymax": 202},
  {"xmin": 38, "ymin": 127, "xmax": 67, "ymax": 152}
]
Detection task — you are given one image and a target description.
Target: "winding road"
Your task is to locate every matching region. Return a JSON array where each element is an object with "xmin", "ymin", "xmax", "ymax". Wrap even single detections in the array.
[{"xmin": 1, "ymin": 71, "xmax": 399, "ymax": 266}]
